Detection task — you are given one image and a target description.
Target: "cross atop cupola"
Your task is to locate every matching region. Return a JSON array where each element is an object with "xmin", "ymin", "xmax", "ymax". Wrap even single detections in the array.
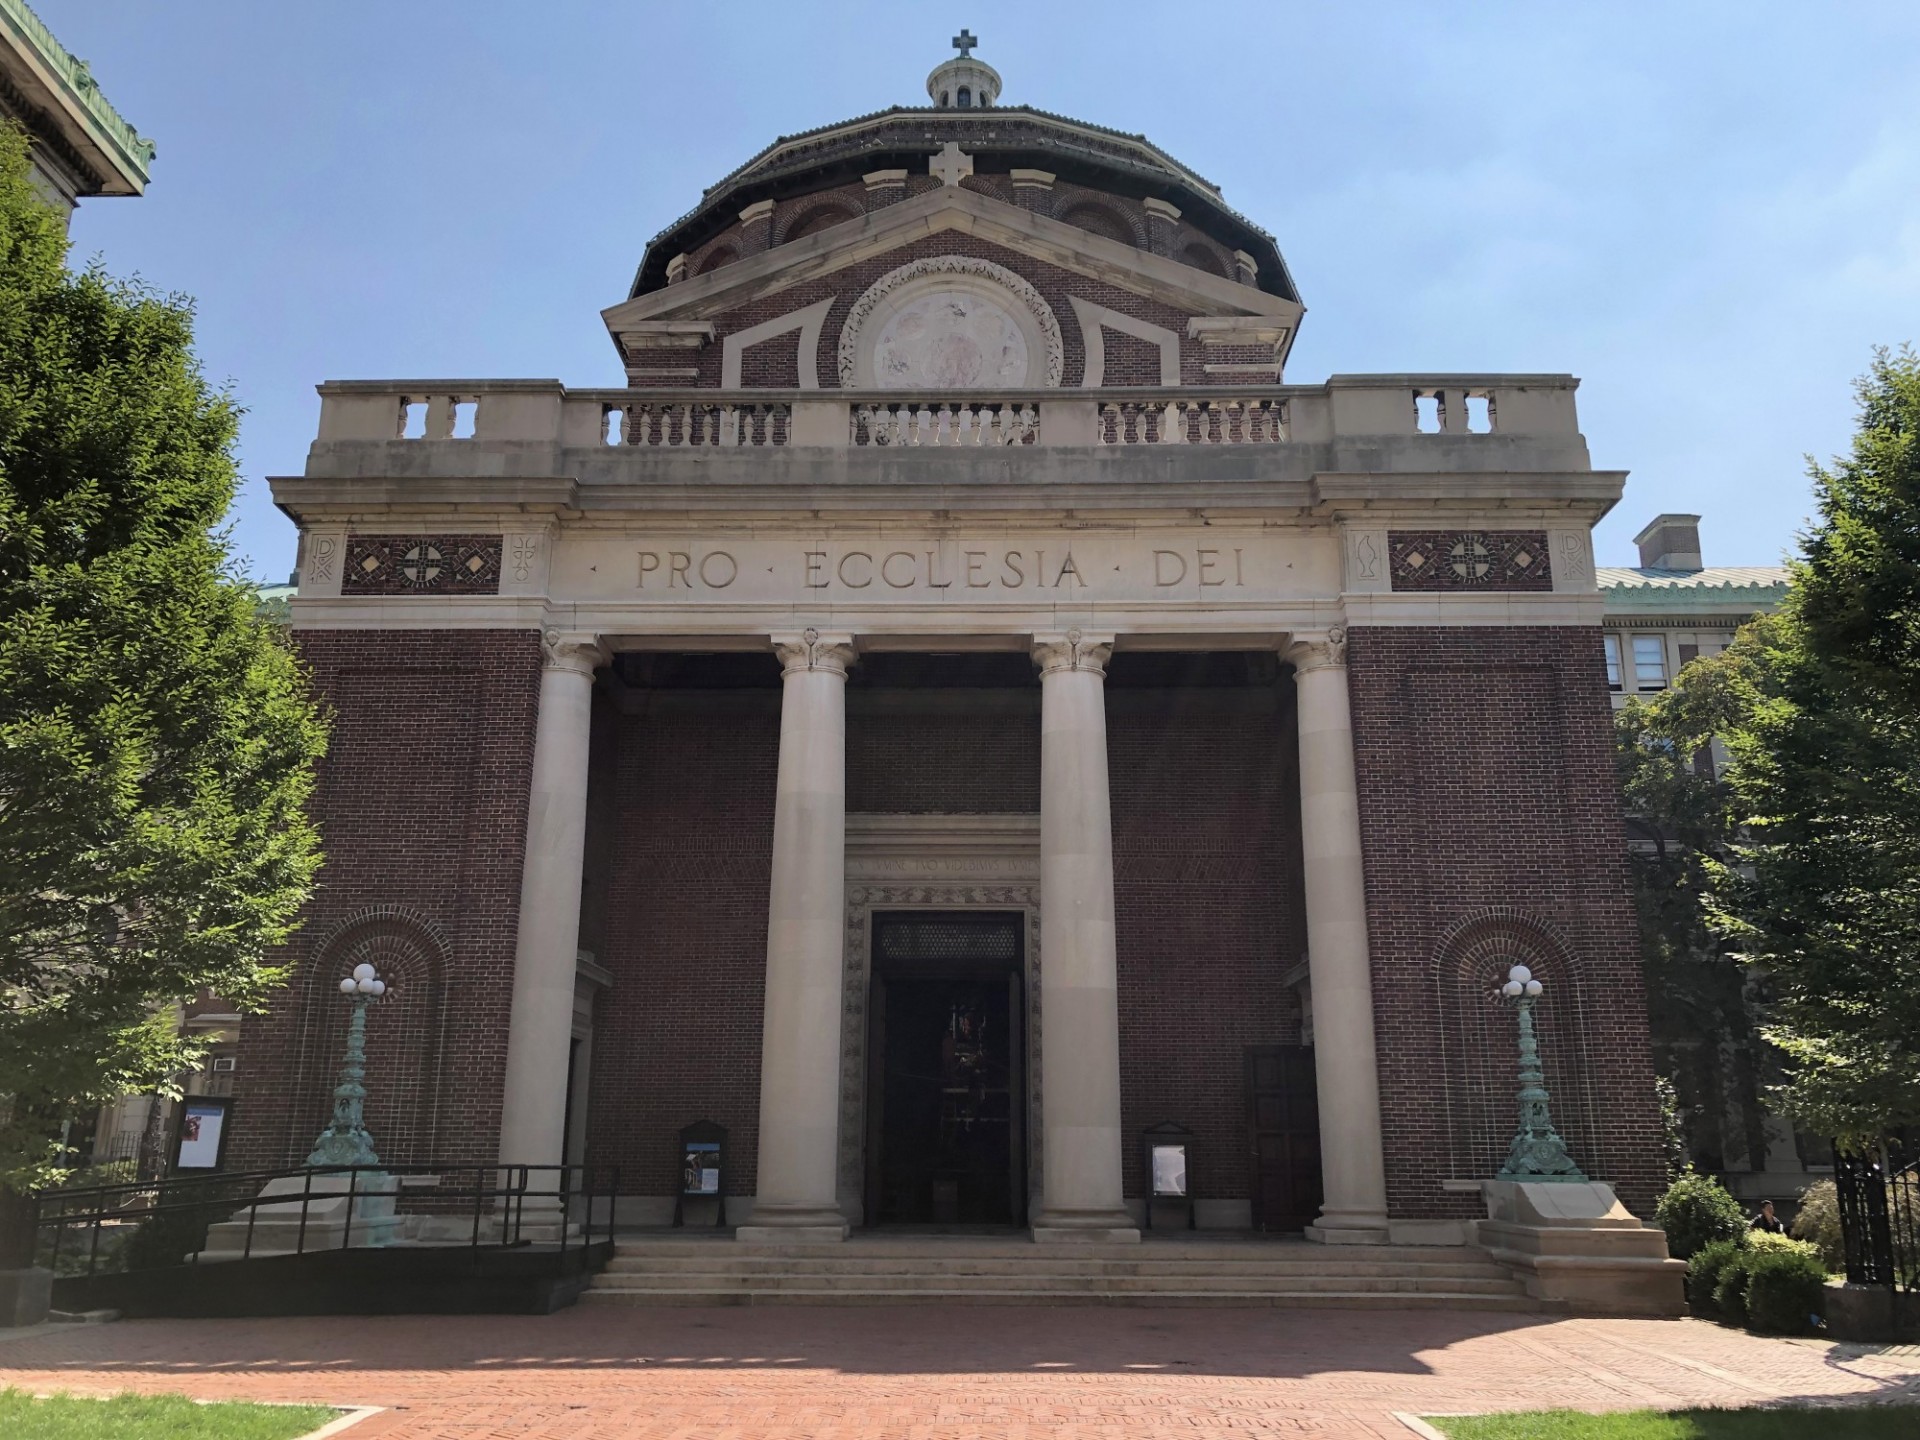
[{"xmin": 926, "ymin": 29, "xmax": 1002, "ymax": 108}]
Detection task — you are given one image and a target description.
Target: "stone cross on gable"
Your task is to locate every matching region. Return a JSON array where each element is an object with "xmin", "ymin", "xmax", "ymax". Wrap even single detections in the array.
[
  {"xmin": 952, "ymin": 28, "xmax": 978, "ymax": 58},
  {"xmin": 929, "ymin": 141, "xmax": 974, "ymax": 188}
]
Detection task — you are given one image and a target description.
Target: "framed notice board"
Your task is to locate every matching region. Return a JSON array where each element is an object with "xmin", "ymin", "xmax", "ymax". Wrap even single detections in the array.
[
  {"xmin": 171, "ymin": 1095, "xmax": 234, "ymax": 1173},
  {"xmin": 674, "ymin": 1119, "xmax": 727, "ymax": 1227}
]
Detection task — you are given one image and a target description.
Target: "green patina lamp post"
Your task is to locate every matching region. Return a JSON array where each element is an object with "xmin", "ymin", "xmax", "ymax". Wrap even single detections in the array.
[
  {"xmin": 306, "ymin": 962, "xmax": 387, "ymax": 1168},
  {"xmin": 1495, "ymin": 963, "xmax": 1588, "ymax": 1183}
]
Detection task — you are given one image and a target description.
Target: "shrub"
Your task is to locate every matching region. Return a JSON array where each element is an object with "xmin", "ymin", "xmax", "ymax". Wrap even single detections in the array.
[
  {"xmin": 1743, "ymin": 1242, "xmax": 1829, "ymax": 1334},
  {"xmin": 1686, "ymin": 1237, "xmax": 1748, "ymax": 1317},
  {"xmin": 1792, "ymin": 1178, "xmax": 1846, "ymax": 1270},
  {"xmin": 1654, "ymin": 1170, "xmax": 1747, "ymax": 1259},
  {"xmin": 1713, "ymin": 1248, "xmax": 1754, "ymax": 1323}
]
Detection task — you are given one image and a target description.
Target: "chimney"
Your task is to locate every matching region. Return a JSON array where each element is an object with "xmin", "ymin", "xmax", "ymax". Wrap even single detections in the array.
[{"xmin": 1633, "ymin": 513, "xmax": 1703, "ymax": 572}]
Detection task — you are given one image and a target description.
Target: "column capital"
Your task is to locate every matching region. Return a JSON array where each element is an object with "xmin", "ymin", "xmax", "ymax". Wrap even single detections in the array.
[
  {"xmin": 1286, "ymin": 626, "xmax": 1348, "ymax": 676},
  {"xmin": 541, "ymin": 631, "xmax": 607, "ymax": 677},
  {"xmin": 1032, "ymin": 629, "xmax": 1114, "ymax": 677},
  {"xmin": 771, "ymin": 628, "xmax": 857, "ymax": 676}
]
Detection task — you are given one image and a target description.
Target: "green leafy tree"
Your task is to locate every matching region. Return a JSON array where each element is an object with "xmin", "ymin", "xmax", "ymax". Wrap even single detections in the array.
[
  {"xmin": 0, "ymin": 124, "xmax": 325, "ymax": 1264},
  {"xmin": 1616, "ymin": 662, "xmax": 1768, "ymax": 1169},
  {"xmin": 1708, "ymin": 347, "xmax": 1920, "ymax": 1145}
]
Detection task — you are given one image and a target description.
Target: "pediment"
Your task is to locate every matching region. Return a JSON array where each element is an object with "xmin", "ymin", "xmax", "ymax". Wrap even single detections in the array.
[{"xmin": 602, "ymin": 184, "xmax": 1301, "ymax": 348}]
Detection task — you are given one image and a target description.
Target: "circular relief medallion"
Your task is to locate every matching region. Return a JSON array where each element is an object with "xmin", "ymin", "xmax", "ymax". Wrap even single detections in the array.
[{"xmin": 871, "ymin": 289, "xmax": 1031, "ymax": 389}]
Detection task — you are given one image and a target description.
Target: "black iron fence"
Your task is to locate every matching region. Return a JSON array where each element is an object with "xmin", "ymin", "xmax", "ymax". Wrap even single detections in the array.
[
  {"xmin": 1834, "ymin": 1137, "xmax": 1918, "ymax": 1328},
  {"xmin": 34, "ymin": 1162, "xmax": 619, "ymax": 1279}
]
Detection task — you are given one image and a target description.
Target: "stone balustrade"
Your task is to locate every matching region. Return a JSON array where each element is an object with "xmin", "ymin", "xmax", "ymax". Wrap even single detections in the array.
[{"xmin": 312, "ymin": 376, "xmax": 1583, "ymax": 452}]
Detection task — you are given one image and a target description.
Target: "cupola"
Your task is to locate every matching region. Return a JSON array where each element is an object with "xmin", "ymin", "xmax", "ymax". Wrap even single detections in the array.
[{"xmin": 926, "ymin": 28, "xmax": 1001, "ymax": 109}]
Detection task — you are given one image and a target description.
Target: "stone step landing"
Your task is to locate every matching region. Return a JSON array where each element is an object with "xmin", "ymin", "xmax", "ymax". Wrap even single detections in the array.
[{"xmin": 582, "ymin": 1235, "xmax": 1545, "ymax": 1310}]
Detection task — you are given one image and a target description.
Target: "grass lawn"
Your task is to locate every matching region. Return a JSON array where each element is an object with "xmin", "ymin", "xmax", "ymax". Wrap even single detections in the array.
[
  {"xmin": 1425, "ymin": 1407, "xmax": 1920, "ymax": 1439},
  {"xmin": 0, "ymin": 1388, "xmax": 337, "ymax": 1440}
]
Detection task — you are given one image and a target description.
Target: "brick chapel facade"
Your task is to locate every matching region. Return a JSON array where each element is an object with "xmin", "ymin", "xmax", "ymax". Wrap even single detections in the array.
[{"xmin": 231, "ymin": 45, "xmax": 1668, "ymax": 1259}]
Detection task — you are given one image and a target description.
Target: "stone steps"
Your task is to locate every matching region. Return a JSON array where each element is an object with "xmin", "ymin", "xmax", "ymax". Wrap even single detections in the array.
[{"xmin": 582, "ymin": 1236, "xmax": 1544, "ymax": 1310}]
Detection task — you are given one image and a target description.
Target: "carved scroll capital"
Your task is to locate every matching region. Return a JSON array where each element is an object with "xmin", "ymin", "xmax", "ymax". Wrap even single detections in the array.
[
  {"xmin": 541, "ymin": 631, "xmax": 607, "ymax": 677},
  {"xmin": 772, "ymin": 627, "xmax": 857, "ymax": 677},
  {"xmin": 1286, "ymin": 626, "xmax": 1347, "ymax": 676},
  {"xmin": 1032, "ymin": 629, "xmax": 1114, "ymax": 678}
]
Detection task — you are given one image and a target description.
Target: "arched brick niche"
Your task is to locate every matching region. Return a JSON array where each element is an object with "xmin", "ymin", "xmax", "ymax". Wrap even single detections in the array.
[
  {"xmin": 290, "ymin": 906, "xmax": 451, "ymax": 1165},
  {"xmin": 1430, "ymin": 908, "xmax": 1597, "ymax": 1184}
]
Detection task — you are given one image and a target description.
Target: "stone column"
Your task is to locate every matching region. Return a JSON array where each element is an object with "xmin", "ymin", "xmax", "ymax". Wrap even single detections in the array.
[
  {"xmin": 497, "ymin": 631, "xmax": 604, "ymax": 1169},
  {"xmin": 1288, "ymin": 627, "xmax": 1391, "ymax": 1242},
  {"xmin": 740, "ymin": 628, "xmax": 857, "ymax": 1242},
  {"xmin": 1030, "ymin": 631, "xmax": 1139, "ymax": 1243}
]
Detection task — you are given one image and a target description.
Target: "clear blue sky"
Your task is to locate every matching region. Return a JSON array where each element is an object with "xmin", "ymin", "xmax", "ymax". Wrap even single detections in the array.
[{"xmin": 48, "ymin": 1, "xmax": 1920, "ymax": 581}]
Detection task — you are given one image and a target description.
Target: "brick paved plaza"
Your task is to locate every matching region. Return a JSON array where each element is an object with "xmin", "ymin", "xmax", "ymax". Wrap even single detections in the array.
[{"xmin": 3, "ymin": 1308, "xmax": 1917, "ymax": 1438}]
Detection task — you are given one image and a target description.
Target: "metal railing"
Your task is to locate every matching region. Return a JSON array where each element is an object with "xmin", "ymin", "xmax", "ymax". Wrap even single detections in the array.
[
  {"xmin": 34, "ymin": 1161, "xmax": 619, "ymax": 1279},
  {"xmin": 1835, "ymin": 1137, "xmax": 1918, "ymax": 1328}
]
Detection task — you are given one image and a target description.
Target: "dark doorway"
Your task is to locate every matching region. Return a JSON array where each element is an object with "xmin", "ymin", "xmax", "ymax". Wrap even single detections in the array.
[
  {"xmin": 1246, "ymin": 1044, "xmax": 1323, "ymax": 1232},
  {"xmin": 866, "ymin": 912, "xmax": 1026, "ymax": 1227}
]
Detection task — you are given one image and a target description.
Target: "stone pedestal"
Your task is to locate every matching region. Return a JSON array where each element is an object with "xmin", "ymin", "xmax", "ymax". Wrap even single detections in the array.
[
  {"xmin": 197, "ymin": 1173, "xmax": 403, "ymax": 1261},
  {"xmin": 0, "ymin": 1267, "xmax": 51, "ymax": 1328},
  {"xmin": 742, "ymin": 630, "xmax": 856, "ymax": 1243},
  {"xmin": 1476, "ymin": 1179, "xmax": 1685, "ymax": 1316},
  {"xmin": 1029, "ymin": 632, "xmax": 1138, "ymax": 1244},
  {"xmin": 1288, "ymin": 631, "xmax": 1391, "ymax": 1244}
]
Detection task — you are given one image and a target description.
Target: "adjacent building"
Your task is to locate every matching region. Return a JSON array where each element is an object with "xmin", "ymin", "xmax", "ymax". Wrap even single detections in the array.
[{"xmin": 0, "ymin": 0, "xmax": 151, "ymax": 221}]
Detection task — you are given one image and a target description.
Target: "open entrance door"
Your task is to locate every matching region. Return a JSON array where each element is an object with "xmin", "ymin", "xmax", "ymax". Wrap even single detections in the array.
[{"xmin": 866, "ymin": 911, "xmax": 1025, "ymax": 1227}]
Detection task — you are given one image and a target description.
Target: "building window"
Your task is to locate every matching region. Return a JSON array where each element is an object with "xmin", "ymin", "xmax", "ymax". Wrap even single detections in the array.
[
  {"xmin": 957, "ymin": 86, "xmax": 971, "ymax": 107},
  {"xmin": 1603, "ymin": 633, "xmax": 1623, "ymax": 692},
  {"xmin": 1632, "ymin": 634, "xmax": 1668, "ymax": 690}
]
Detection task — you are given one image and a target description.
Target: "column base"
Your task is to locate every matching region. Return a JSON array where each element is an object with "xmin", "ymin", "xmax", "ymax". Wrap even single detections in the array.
[
  {"xmin": 1030, "ymin": 1208, "xmax": 1140, "ymax": 1244},
  {"xmin": 1305, "ymin": 1208, "xmax": 1391, "ymax": 1246},
  {"xmin": 735, "ymin": 1205, "xmax": 848, "ymax": 1244},
  {"xmin": 735, "ymin": 1224, "xmax": 849, "ymax": 1244}
]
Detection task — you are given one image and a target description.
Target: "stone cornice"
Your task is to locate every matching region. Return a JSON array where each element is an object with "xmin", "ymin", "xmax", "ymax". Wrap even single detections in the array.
[{"xmin": 0, "ymin": 0, "xmax": 153, "ymax": 194}]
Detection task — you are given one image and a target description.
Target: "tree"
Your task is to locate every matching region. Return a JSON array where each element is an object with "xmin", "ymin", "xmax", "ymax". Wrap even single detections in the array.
[
  {"xmin": 1616, "ymin": 653, "xmax": 1770, "ymax": 1169},
  {"xmin": 1708, "ymin": 347, "xmax": 1920, "ymax": 1145},
  {"xmin": 0, "ymin": 124, "xmax": 325, "ymax": 1264}
]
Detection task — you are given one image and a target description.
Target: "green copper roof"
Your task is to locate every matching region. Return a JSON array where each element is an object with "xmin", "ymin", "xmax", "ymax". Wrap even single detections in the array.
[
  {"xmin": 1, "ymin": 0, "xmax": 154, "ymax": 190},
  {"xmin": 1598, "ymin": 565, "xmax": 1790, "ymax": 616}
]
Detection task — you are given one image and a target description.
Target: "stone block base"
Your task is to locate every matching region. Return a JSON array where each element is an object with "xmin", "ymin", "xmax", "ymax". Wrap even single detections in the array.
[
  {"xmin": 1031, "ymin": 1226, "xmax": 1142, "ymax": 1244},
  {"xmin": 1306, "ymin": 1223, "xmax": 1392, "ymax": 1246},
  {"xmin": 199, "ymin": 1173, "xmax": 402, "ymax": 1261},
  {"xmin": 1475, "ymin": 1179, "xmax": 1684, "ymax": 1317},
  {"xmin": 735, "ymin": 1223, "xmax": 848, "ymax": 1244},
  {"xmin": 0, "ymin": 1267, "xmax": 52, "ymax": 1328}
]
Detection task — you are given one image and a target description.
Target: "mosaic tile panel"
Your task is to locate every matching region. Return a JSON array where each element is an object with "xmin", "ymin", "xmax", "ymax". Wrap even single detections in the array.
[
  {"xmin": 341, "ymin": 534, "xmax": 503, "ymax": 596},
  {"xmin": 1386, "ymin": 530, "xmax": 1553, "ymax": 592}
]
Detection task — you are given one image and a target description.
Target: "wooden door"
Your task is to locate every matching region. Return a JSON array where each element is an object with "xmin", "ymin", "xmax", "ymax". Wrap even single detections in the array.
[{"xmin": 1246, "ymin": 1045, "xmax": 1322, "ymax": 1232}]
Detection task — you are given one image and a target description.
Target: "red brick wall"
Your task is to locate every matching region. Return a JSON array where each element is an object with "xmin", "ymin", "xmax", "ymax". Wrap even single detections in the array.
[
  {"xmin": 228, "ymin": 629, "xmax": 542, "ymax": 1170},
  {"xmin": 584, "ymin": 694, "xmax": 780, "ymax": 1193},
  {"xmin": 1109, "ymin": 688, "xmax": 1306, "ymax": 1204},
  {"xmin": 1346, "ymin": 626, "xmax": 1666, "ymax": 1219}
]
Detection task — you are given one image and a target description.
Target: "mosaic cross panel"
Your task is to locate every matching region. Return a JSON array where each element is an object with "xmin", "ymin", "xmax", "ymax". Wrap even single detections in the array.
[
  {"xmin": 341, "ymin": 535, "xmax": 503, "ymax": 596},
  {"xmin": 1386, "ymin": 530, "xmax": 1553, "ymax": 592}
]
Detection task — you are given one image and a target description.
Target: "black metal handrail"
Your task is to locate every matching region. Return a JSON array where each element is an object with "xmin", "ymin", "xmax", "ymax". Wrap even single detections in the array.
[{"xmin": 33, "ymin": 1161, "xmax": 621, "ymax": 1279}]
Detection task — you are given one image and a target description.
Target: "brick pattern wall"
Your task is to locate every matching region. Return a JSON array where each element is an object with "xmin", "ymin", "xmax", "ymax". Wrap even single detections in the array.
[
  {"xmin": 691, "ymin": 232, "xmax": 1213, "ymax": 391},
  {"xmin": 585, "ymin": 695, "xmax": 781, "ymax": 1193},
  {"xmin": 1109, "ymin": 690, "xmax": 1306, "ymax": 1204},
  {"xmin": 1387, "ymin": 531, "xmax": 1552, "ymax": 593},
  {"xmin": 340, "ymin": 535, "xmax": 502, "ymax": 596},
  {"xmin": 1346, "ymin": 626, "xmax": 1665, "ymax": 1218},
  {"xmin": 228, "ymin": 629, "xmax": 541, "ymax": 1170}
]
